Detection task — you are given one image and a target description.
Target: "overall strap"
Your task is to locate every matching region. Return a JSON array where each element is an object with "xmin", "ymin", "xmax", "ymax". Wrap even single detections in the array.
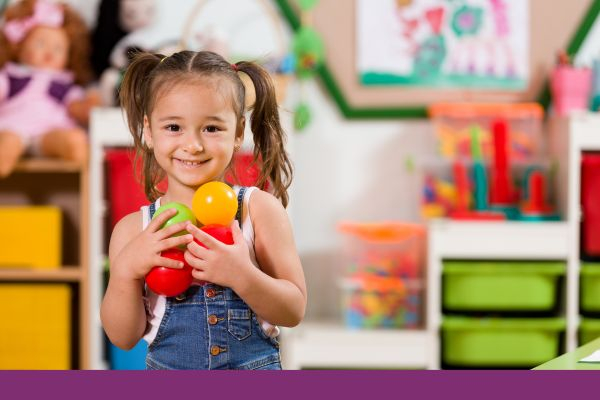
[
  {"xmin": 149, "ymin": 201, "xmax": 157, "ymax": 219},
  {"xmin": 236, "ymin": 186, "xmax": 247, "ymax": 224}
]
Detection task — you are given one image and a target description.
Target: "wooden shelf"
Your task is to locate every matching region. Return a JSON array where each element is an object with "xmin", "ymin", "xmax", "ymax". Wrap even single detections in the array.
[
  {"xmin": 14, "ymin": 158, "xmax": 82, "ymax": 173},
  {"xmin": 0, "ymin": 267, "xmax": 82, "ymax": 281}
]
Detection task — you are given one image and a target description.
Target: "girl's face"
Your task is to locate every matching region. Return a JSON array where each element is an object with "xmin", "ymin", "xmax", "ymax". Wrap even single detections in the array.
[
  {"xmin": 144, "ymin": 80, "xmax": 244, "ymax": 191},
  {"xmin": 19, "ymin": 26, "xmax": 69, "ymax": 71}
]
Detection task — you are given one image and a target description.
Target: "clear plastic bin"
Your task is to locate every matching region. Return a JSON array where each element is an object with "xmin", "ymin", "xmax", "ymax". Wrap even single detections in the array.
[
  {"xmin": 341, "ymin": 275, "xmax": 423, "ymax": 329},
  {"xmin": 337, "ymin": 222, "xmax": 425, "ymax": 279},
  {"xmin": 420, "ymin": 159, "xmax": 558, "ymax": 220},
  {"xmin": 429, "ymin": 103, "xmax": 544, "ymax": 162}
]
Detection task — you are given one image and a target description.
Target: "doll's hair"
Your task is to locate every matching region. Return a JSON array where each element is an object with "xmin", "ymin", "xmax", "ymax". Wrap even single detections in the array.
[
  {"xmin": 120, "ymin": 50, "xmax": 293, "ymax": 207},
  {"xmin": 0, "ymin": 0, "xmax": 93, "ymax": 84}
]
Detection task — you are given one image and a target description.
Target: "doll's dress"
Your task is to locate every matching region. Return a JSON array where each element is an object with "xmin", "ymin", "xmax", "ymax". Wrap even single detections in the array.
[{"xmin": 0, "ymin": 62, "xmax": 85, "ymax": 149}]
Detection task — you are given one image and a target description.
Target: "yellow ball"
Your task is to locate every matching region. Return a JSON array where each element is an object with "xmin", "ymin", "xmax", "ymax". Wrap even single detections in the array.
[{"xmin": 192, "ymin": 182, "xmax": 238, "ymax": 226}]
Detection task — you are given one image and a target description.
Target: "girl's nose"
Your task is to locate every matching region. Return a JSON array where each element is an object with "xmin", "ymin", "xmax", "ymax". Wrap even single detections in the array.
[{"xmin": 183, "ymin": 139, "xmax": 203, "ymax": 153}]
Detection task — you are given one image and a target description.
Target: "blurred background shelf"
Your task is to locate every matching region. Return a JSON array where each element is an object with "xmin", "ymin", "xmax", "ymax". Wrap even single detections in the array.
[
  {"xmin": 14, "ymin": 159, "xmax": 82, "ymax": 173},
  {"xmin": 281, "ymin": 322, "xmax": 432, "ymax": 370},
  {"xmin": 0, "ymin": 160, "xmax": 90, "ymax": 369},
  {"xmin": 0, "ymin": 268, "xmax": 82, "ymax": 282}
]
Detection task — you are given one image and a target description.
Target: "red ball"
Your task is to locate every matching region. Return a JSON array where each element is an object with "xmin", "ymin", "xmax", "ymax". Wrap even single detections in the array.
[
  {"xmin": 195, "ymin": 224, "xmax": 234, "ymax": 248},
  {"xmin": 145, "ymin": 248, "xmax": 193, "ymax": 297}
]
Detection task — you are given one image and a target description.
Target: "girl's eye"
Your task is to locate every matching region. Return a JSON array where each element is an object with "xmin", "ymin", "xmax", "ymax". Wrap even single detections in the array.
[
  {"xmin": 165, "ymin": 124, "xmax": 181, "ymax": 132},
  {"xmin": 204, "ymin": 125, "xmax": 220, "ymax": 134}
]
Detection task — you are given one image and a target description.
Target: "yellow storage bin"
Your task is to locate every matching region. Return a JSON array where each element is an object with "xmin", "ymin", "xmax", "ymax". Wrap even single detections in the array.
[
  {"xmin": 0, "ymin": 284, "xmax": 71, "ymax": 369},
  {"xmin": 0, "ymin": 206, "xmax": 62, "ymax": 269}
]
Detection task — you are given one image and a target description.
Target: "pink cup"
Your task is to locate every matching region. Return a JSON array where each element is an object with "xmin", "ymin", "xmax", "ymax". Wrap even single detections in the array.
[{"xmin": 551, "ymin": 66, "xmax": 592, "ymax": 116}]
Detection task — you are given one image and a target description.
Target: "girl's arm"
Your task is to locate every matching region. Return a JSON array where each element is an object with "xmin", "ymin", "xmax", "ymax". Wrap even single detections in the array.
[
  {"xmin": 100, "ymin": 212, "xmax": 147, "ymax": 350},
  {"xmin": 238, "ymin": 190, "xmax": 306, "ymax": 326},
  {"xmin": 185, "ymin": 190, "xmax": 307, "ymax": 327},
  {"xmin": 101, "ymin": 209, "xmax": 193, "ymax": 349}
]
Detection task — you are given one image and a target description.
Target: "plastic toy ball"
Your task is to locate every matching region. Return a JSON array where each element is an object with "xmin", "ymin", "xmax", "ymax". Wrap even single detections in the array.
[
  {"xmin": 195, "ymin": 224, "xmax": 234, "ymax": 248},
  {"xmin": 145, "ymin": 249, "xmax": 193, "ymax": 297},
  {"xmin": 153, "ymin": 202, "xmax": 197, "ymax": 234},
  {"xmin": 192, "ymin": 182, "xmax": 238, "ymax": 226}
]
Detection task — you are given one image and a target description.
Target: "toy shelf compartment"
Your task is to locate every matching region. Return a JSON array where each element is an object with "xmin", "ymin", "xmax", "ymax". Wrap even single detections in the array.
[
  {"xmin": 579, "ymin": 318, "xmax": 600, "ymax": 345},
  {"xmin": 443, "ymin": 260, "xmax": 565, "ymax": 313},
  {"xmin": 580, "ymin": 263, "xmax": 600, "ymax": 314},
  {"xmin": 442, "ymin": 316, "xmax": 565, "ymax": 368}
]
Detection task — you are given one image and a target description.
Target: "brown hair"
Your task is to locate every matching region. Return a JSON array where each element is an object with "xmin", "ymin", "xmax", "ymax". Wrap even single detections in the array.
[
  {"xmin": 120, "ymin": 50, "xmax": 293, "ymax": 207},
  {"xmin": 0, "ymin": 0, "xmax": 93, "ymax": 84}
]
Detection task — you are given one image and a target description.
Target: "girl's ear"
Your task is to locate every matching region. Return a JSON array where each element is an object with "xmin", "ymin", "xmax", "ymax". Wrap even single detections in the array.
[
  {"xmin": 235, "ymin": 116, "xmax": 245, "ymax": 145},
  {"xmin": 143, "ymin": 115, "xmax": 153, "ymax": 149}
]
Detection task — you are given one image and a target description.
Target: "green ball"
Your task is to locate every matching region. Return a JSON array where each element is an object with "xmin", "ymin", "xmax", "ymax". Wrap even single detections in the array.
[{"xmin": 153, "ymin": 202, "xmax": 197, "ymax": 236}]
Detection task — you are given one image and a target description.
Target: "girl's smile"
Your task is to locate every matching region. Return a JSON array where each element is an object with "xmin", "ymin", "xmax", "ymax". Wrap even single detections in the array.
[{"xmin": 173, "ymin": 158, "xmax": 210, "ymax": 168}]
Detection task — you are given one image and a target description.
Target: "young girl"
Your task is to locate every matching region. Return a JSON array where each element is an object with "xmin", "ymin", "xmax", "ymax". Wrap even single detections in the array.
[{"xmin": 101, "ymin": 50, "xmax": 306, "ymax": 370}]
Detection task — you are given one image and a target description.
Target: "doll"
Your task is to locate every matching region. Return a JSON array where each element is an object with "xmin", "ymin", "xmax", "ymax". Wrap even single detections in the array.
[
  {"xmin": 91, "ymin": 0, "xmax": 156, "ymax": 78},
  {"xmin": 0, "ymin": 0, "xmax": 99, "ymax": 178},
  {"xmin": 93, "ymin": 0, "xmax": 156, "ymax": 106}
]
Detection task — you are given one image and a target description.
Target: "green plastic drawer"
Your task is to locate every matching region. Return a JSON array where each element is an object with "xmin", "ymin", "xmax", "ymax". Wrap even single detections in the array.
[
  {"xmin": 443, "ymin": 261, "xmax": 565, "ymax": 311},
  {"xmin": 442, "ymin": 317, "xmax": 565, "ymax": 367},
  {"xmin": 580, "ymin": 318, "xmax": 600, "ymax": 345},
  {"xmin": 581, "ymin": 264, "xmax": 600, "ymax": 312}
]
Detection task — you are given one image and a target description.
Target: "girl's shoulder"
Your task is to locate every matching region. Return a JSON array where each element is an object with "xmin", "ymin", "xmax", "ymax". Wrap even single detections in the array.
[
  {"xmin": 108, "ymin": 209, "xmax": 143, "ymax": 261},
  {"xmin": 111, "ymin": 210, "xmax": 144, "ymax": 242},
  {"xmin": 247, "ymin": 188, "xmax": 287, "ymax": 224}
]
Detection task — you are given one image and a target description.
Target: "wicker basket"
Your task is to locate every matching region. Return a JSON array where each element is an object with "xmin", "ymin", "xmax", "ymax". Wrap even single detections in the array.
[{"xmin": 179, "ymin": 0, "xmax": 292, "ymax": 106}]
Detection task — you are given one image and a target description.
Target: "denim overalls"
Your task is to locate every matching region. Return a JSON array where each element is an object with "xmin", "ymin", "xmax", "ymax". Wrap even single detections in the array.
[{"xmin": 144, "ymin": 187, "xmax": 282, "ymax": 370}]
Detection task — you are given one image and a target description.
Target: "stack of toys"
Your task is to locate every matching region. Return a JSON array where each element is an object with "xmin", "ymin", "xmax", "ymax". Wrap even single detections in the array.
[
  {"xmin": 337, "ymin": 222, "xmax": 425, "ymax": 329},
  {"xmin": 422, "ymin": 103, "xmax": 560, "ymax": 222}
]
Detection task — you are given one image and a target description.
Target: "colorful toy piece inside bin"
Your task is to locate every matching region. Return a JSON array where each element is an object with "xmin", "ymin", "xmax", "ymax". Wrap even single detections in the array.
[
  {"xmin": 422, "ymin": 103, "xmax": 559, "ymax": 221},
  {"xmin": 337, "ymin": 222, "xmax": 425, "ymax": 329},
  {"xmin": 429, "ymin": 103, "xmax": 543, "ymax": 162},
  {"xmin": 341, "ymin": 275, "xmax": 422, "ymax": 329}
]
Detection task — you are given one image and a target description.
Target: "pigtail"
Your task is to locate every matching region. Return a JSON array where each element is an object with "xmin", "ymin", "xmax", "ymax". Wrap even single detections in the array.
[
  {"xmin": 119, "ymin": 52, "xmax": 165, "ymax": 201},
  {"xmin": 235, "ymin": 61, "xmax": 293, "ymax": 208}
]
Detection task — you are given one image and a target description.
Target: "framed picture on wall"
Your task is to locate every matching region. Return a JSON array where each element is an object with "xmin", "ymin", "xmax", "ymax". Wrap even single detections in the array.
[
  {"xmin": 357, "ymin": 0, "xmax": 529, "ymax": 90},
  {"xmin": 275, "ymin": 0, "xmax": 600, "ymax": 118}
]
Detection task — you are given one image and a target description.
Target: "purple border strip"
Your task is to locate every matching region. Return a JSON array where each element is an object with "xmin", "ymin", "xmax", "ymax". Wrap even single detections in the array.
[{"xmin": 0, "ymin": 371, "xmax": 596, "ymax": 399}]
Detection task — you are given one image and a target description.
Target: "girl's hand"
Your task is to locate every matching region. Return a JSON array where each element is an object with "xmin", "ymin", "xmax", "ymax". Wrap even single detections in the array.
[
  {"xmin": 113, "ymin": 208, "xmax": 194, "ymax": 281},
  {"xmin": 184, "ymin": 220, "xmax": 254, "ymax": 289}
]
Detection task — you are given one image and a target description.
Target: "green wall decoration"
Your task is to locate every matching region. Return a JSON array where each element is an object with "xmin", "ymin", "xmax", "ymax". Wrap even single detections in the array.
[{"xmin": 274, "ymin": 0, "xmax": 600, "ymax": 119}]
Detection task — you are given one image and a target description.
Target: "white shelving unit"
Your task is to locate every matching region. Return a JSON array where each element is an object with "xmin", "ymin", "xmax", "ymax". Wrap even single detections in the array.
[
  {"xmin": 426, "ymin": 220, "xmax": 570, "ymax": 369},
  {"xmin": 88, "ymin": 107, "xmax": 133, "ymax": 370},
  {"xmin": 281, "ymin": 323, "xmax": 431, "ymax": 370},
  {"xmin": 549, "ymin": 112, "xmax": 600, "ymax": 355},
  {"xmin": 423, "ymin": 112, "xmax": 600, "ymax": 370}
]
